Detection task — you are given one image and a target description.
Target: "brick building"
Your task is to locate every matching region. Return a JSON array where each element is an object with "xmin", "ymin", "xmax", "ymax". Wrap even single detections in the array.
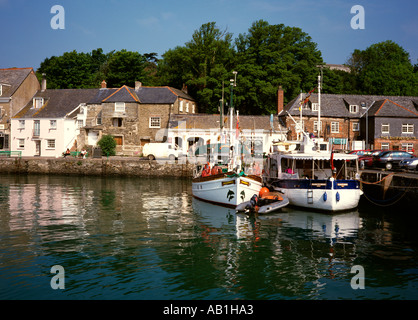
[{"xmin": 279, "ymin": 90, "xmax": 418, "ymax": 153}]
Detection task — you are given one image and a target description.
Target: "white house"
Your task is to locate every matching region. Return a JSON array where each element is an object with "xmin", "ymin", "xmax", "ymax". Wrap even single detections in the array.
[{"xmin": 11, "ymin": 88, "xmax": 98, "ymax": 157}]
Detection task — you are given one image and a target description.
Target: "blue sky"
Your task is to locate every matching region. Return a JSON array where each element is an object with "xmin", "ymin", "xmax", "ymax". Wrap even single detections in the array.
[{"xmin": 1, "ymin": 0, "xmax": 417, "ymax": 70}]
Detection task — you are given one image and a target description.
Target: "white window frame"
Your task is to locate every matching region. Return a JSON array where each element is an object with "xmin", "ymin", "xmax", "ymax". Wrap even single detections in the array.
[
  {"xmin": 331, "ymin": 122, "xmax": 339, "ymax": 133},
  {"xmin": 18, "ymin": 139, "xmax": 25, "ymax": 149},
  {"xmin": 402, "ymin": 124, "xmax": 414, "ymax": 134},
  {"xmin": 313, "ymin": 120, "xmax": 322, "ymax": 133},
  {"xmin": 46, "ymin": 139, "xmax": 55, "ymax": 149},
  {"xmin": 349, "ymin": 105, "xmax": 359, "ymax": 113},
  {"xmin": 115, "ymin": 102, "xmax": 125, "ymax": 112},
  {"xmin": 33, "ymin": 98, "xmax": 44, "ymax": 109},
  {"xmin": 179, "ymin": 100, "xmax": 183, "ymax": 112},
  {"xmin": 186, "ymin": 102, "xmax": 189, "ymax": 113},
  {"xmin": 402, "ymin": 143, "xmax": 413, "ymax": 152},
  {"xmin": 19, "ymin": 120, "xmax": 25, "ymax": 129},
  {"xmin": 0, "ymin": 84, "xmax": 2, "ymax": 96},
  {"xmin": 352, "ymin": 122, "xmax": 360, "ymax": 132},
  {"xmin": 149, "ymin": 117, "xmax": 161, "ymax": 128},
  {"xmin": 381, "ymin": 143, "xmax": 390, "ymax": 150},
  {"xmin": 77, "ymin": 120, "xmax": 84, "ymax": 129},
  {"xmin": 192, "ymin": 104, "xmax": 195, "ymax": 114},
  {"xmin": 311, "ymin": 103, "xmax": 319, "ymax": 112},
  {"xmin": 381, "ymin": 123, "xmax": 390, "ymax": 134},
  {"xmin": 50, "ymin": 120, "xmax": 57, "ymax": 129}
]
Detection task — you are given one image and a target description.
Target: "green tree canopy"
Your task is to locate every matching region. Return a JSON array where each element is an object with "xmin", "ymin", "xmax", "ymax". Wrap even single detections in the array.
[{"xmin": 346, "ymin": 40, "xmax": 418, "ymax": 96}]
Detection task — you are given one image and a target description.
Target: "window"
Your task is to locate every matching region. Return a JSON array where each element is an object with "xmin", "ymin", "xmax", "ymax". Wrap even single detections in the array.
[
  {"xmin": 331, "ymin": 122, "xmax": 339, "ymax": 133},
  {"xmin": 311, "ymin": 103, "xmax": 319, "ymax": 111},
  {"xmin": 18, "ymin": 139, "xmax": 25, "ymax": 148},
  {"xmin": 96, "ymin": 111, "xmax": 102, "ymax": 125},
  {"xmin": 33, "ymin": 98, "xmax": 44, "ymax": 109},
  {"xmin": 349, "ymin": 105, "xmax": 359, "ymax": 113},
  {"xmin": 113, "ymin": 118, "xmax": 123, "ymax": 127},
  {"xmin": 19, "ymin": 120, "xmax": 25, "ymax": 129},
  {"xmin": 179, "ymin": 100, "xmax": 183, "ymax": 112},
  {"xmin": 381, "ymin": 123, "xmax": 390, "ymax": 134},
  {"xmin": 402, "ymin": 143, "xmax": 414, "ymax": 152},
  {"xmin": 77, "ymin": 120, "xmax": 84, "ymax": 128},
  {"xmin": 402, "ymin": 124, "xmax": 414, "ymax": 134},
  {"xmin": 0, "ymin": 84, "xmax": 2, "ymax": 96},
  {"xmin": 192, "ymin": 104, "xmax": 195, "ymax": 114},
  {"xmin": 381, "ymin": 143, "xmax": 390, "ymax": 150},
  {"xmin": 47, "ymin": 140, "xmax": 55, "ymax": 149},
  {"xmin": 352, "ymin": 122, "xmax": 360, "ymax": 132},
  {"xmin": 313, "ymin": 120, "xmax": 322, "ymax": 133},
  {"xmin": 115, "ymin": 102, "xmax": 125, "ymax": 112},
  {"xmin": 186, "ymin": 103, "xmax": 189, "ymax": 113},
  {"xmin": 50, "ymin": 120, "xmax": 57, "ymax": 129},
  {"xmin": 149, "ymin": 117, "xmax": 161, "ymax": 128}
]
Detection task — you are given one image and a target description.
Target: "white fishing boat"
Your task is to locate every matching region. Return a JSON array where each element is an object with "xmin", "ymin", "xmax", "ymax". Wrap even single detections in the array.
[
  {"xmin": 192, "ymin": 72, "xmax": 262, "ymax": 208},
  {"xmin": 264, "ymin": 136, "xmax": 363, "ymax": 211},
  {"xmin": 264, "ymin": 73, "xmax": 363, "ymax": 212}
]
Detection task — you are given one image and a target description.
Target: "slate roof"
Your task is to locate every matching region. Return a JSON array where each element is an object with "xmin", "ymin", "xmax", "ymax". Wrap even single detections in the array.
[
  {"xmin": 86, "ymin": 86, "xmax": 195, "ymax": 104},
  {"xmin": 135, "ymin": 86, "xmax": 195, "ymax": 104},
  {"xmin": 283, "ymin": 93, "xmax": 418, "ymax": 118},
  {"xmin": 169, "ymin": 114, "xmax": 284, "ymax": 132},
  {"xmin": 0, "ymin": 68, "xmax": 35, "ymax": 98},
  {"xmin": 15, "ymin": 89, "xmax": 99, "ymax": 119}
]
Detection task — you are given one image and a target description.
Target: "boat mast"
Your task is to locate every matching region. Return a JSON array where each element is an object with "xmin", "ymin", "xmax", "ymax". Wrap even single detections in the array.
[{"xmin": 317, "ymin": 72, "xmax": 321, "ymax": 138}]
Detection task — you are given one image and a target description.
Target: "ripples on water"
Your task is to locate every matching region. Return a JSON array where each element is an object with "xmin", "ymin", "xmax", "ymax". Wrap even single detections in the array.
[{"xmin": 0, "ymin": 174, "xmax": 417, "ymax": 300}]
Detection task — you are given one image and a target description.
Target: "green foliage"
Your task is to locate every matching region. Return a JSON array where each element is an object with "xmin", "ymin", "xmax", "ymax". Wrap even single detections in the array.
[
  {"xmin": 97, "ymin": 135, "xmax": 117, "ymax": 156},
  {"xmin": 346, "ymin": 40, "xmax": 418, "ymax": 96}
]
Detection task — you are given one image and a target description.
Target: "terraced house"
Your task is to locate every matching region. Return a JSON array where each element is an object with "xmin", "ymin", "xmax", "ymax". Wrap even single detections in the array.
[
  {"xmin": 0, "ymin": 68, "xmax": 40, "ymax": 151},
  {"xmin": 78, "ymin": 81, "xmax": 196, "ymax": 155},
  {"xmin": 280, "ymin": 92, "xmax": 418, "ymax": 153}
]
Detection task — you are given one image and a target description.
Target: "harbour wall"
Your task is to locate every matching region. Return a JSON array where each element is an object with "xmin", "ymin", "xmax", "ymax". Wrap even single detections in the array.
[{"xmin": 0, "ymin": 157, "xmax": 195, "ymax": 178}]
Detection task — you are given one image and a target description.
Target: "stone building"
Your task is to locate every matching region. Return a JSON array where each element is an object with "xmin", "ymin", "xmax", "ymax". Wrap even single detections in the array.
[
  {"xmin": 0, "ymin": 68, "xmax": 40, "ymax": 150},
  {"xmin": 78, "ymin": 81, "xmax": 196, "ymax": 155},
  {"xmin": 280, "ymin": 91, "xmax": 418, "ymax": 153}
]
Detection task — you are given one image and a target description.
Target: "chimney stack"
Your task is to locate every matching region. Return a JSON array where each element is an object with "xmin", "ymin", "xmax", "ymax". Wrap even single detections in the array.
[
  {"xmin": 135, "ymin": 81, "xmax": 142, "ymax": 90},
  {"xmin": 182, "ymin": 83, "xmax": 188, "ymax": 94},
  {"xmin": 101, "ymin": 80, "xmax": 107, "ymax": 89},
  {"xmin": 41, "ymin": 73, "xmax": 47, "ymax": 92},
  {"xmin": 277, "ymin": 85, "xmax": 284, "ymax": 114}
]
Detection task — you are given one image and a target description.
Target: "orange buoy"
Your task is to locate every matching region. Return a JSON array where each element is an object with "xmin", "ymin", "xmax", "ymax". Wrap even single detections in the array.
[{"xmin": 259, "ymin": 187, "xmax": 270, "ymax": 198}]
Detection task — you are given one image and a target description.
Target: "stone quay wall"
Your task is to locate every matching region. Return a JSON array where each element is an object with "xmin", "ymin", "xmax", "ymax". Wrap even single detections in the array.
[{"xmin": 0, "ymin": 157, "xmax": 195, "ymax": 178}]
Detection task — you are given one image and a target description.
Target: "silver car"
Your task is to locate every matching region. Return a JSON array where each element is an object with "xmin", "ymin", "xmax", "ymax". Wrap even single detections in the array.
[{"xmin": 399, "ymin": 158, "xmax": 418, "ymax": 171}]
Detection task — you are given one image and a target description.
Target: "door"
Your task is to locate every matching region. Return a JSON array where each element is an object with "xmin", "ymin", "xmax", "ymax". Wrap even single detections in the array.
[{"xmin": 35, "ymin": 140, "xmax": 41, "ymax": 156}]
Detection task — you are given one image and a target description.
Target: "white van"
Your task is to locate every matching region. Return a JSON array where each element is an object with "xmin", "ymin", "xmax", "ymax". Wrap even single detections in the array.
[{"xmin": 142, "ymin": 143, "xmax": 181, "ymax": 160}]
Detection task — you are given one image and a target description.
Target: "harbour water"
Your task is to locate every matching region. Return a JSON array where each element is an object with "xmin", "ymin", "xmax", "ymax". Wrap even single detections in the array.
[{"xmin": 0, "ymin": 174, "xmax": 417, "ymax": 300}]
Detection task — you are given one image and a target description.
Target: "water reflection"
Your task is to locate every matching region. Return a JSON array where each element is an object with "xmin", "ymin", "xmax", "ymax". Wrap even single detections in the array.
[{"xmin": 0, "ymin": 174, "xmax": 417, "ymax": 300}]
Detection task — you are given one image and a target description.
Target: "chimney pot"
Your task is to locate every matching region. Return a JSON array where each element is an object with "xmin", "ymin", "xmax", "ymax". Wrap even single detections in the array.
[
  {"xmin": 41, "ymin": 73, "xmax": 47, "ymax": 92},
  {"xmin": 101, "ymin": 80, "xmax": 107, "ymax": 89},
  {"xmin": 182, "ymin": 83, "xmax": 188, "ymax": 94},
  {"xmin": 135, "ymin": 81, "xmax": 142, "ymax": 90},
  {"xmin": 277, "ymin": 85, "xmax": 284, "ymax": 114}
]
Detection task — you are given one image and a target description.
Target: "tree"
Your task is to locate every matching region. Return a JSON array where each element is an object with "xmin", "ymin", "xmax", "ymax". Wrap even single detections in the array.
[
  {"xmin": 158, "ymin": 22, "xmax": 236, "ymax": 113},
  {"xmin": 106, "ymin": 50, "xmax": 148, "ymax": 88},
  {"xmin": 97, "ymin": 135, "xmax": 117, "ymax": 156},
  {"xmin": 234, "ymin": 20, "xmax": 323, "ymax": 114},
  {"xmin": 346, "ymin": 40, "xmax": 418, "ymax": 96}
]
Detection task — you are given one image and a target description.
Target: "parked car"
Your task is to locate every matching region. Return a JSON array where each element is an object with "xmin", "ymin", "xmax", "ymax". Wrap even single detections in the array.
[
  {"xmin": 348, "ymin": 150, "xmax": 372, "ymax": 157},
  {"xmin": 358, "ymin": 150, "xmax": 382, "ymax": 169},
  {"xmin": 372, "ymin": 151, "xmax": 415, "ymax": 170},
  {"xmin": 399, "ymin": 158, "xmax": 418, "ymax": 171}
]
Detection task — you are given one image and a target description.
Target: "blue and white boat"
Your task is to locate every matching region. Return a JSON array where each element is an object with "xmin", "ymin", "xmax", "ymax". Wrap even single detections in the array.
[{"xmin": 264, "ymin": 136, "xmax": 363, "ymax": 212}]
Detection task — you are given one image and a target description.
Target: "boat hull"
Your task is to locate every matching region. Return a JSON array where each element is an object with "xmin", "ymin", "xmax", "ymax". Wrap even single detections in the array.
[
  {"xmin": 269, "ymin": 179, "xmax": 363, "ymax": 212},
  {"xmin": 192, "ymin": 174, "xmax": 262, "ymax": 208},
  {"xmin": 236, "ymin": 192, "xmax": 289, "ymax": 214}
]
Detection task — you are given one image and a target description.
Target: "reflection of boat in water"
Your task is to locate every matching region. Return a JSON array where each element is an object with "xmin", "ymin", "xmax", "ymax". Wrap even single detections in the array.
[
  {"xmin": 236, "ymin": 188, "xmax": 289, "ymax": 214},
  {"xmin": 264, "ymin": 207, "xmax": 361, "ymax": 243}
]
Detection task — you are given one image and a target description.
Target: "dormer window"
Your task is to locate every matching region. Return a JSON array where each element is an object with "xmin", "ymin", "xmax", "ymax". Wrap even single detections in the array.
[
  {"xmin": 349, "ymin": 105, "xmax": 359, "ymax": 113},
  {"xmin": 33, "ymin": 97, "xmax": 44, "ymax": 109},
  {"xmin": 311, "ymin": 103, "xmax": 319, "ymax": 112}
]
